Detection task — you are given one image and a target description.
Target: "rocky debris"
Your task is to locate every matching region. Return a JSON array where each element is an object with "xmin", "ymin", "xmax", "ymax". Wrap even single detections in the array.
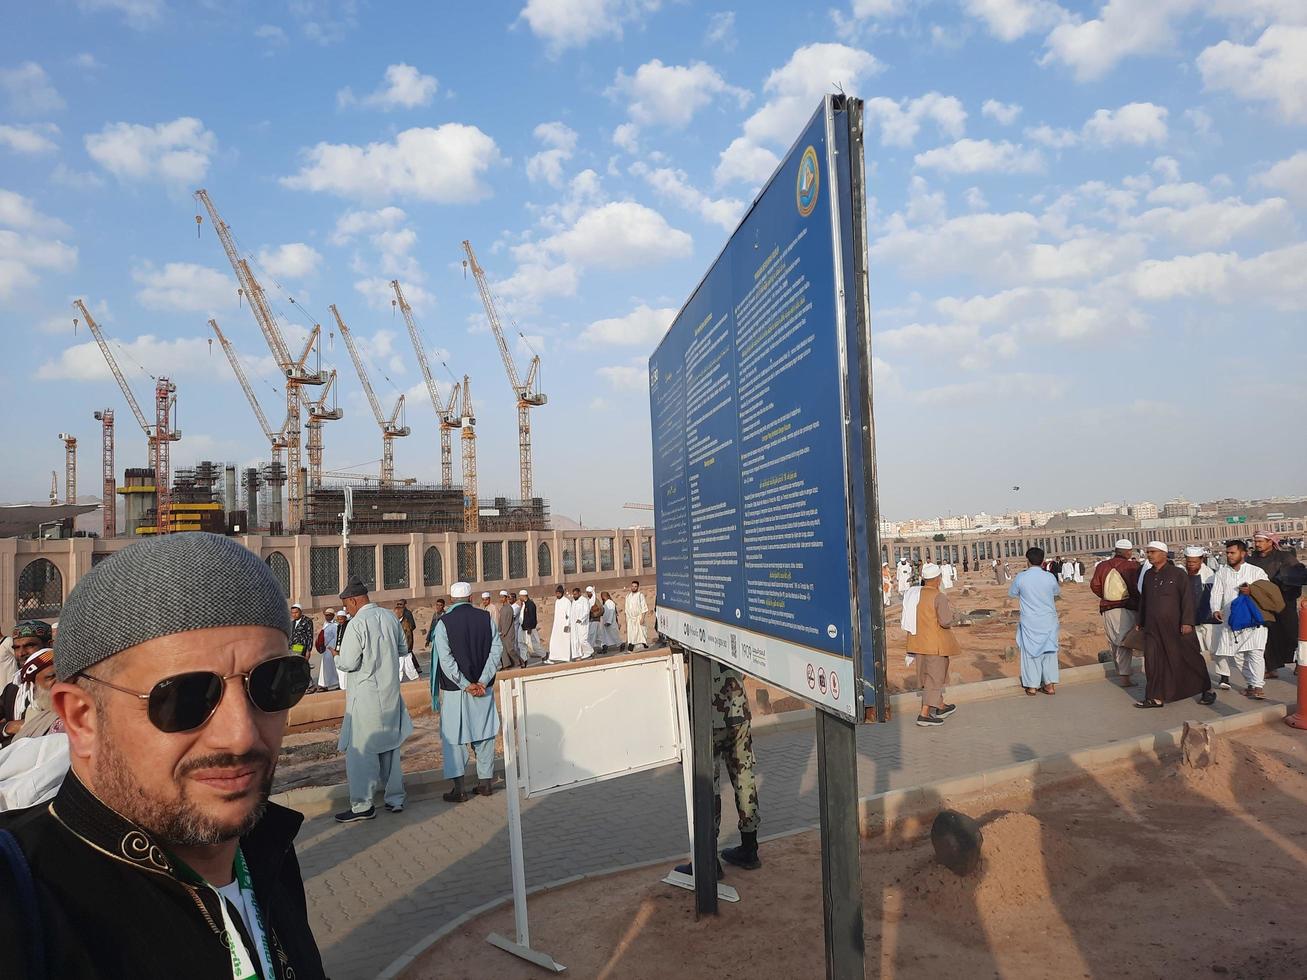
[{"xmin": 1182, "ymin": 721, "xmax": 1217, "ymax": 769}]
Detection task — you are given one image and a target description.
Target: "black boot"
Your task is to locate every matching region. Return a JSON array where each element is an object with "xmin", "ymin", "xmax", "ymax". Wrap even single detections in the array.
[
  {"xmin": 721, "ymin": 831, "xmax": 761, "ymax": 870},
  {"xmin": 443, "ymin": 776, "xmax": 469, "ymax": 803},
  {"xmin": 475, "ymin": 778, "xmax": 494, "ymax": 797}
]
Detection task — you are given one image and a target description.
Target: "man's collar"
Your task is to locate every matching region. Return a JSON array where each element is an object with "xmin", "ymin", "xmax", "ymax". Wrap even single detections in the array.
[{"xmin": 50, "ymin": 769, "xmax": 303, "ymax": 885}]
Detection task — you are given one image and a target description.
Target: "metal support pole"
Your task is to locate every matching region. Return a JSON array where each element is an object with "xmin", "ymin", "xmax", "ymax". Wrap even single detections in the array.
[
  {"xmin": 689, "ymin": 650, "xmax": 717, "ymax": 916},
  {"xmin": 816, "ymin": 709, "xmax": 864, "ymax": 979}
]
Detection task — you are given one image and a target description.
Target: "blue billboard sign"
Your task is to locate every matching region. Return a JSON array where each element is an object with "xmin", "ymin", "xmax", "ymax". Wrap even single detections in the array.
[{"xmin": 650, "ymin": 96, "xmax": 884, "ymax": 722}]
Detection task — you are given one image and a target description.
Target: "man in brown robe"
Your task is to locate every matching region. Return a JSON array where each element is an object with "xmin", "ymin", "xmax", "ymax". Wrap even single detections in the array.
[{"xmin": 1134, "ymin": 541, "xmax": 1216, "ymax": 708}]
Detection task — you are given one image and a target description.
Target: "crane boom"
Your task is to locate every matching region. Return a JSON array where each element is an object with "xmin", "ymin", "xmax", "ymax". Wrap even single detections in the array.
[
  {"xmin": 390, "ymin": 280, "xmax": 443, "ymax": 417},
  {"xmin": 331, "ymin": 305, "xmax": 409, "ymax": 486},
  {"xmin": 74, "ymin": 300, "xmax": 151, "ymax": 437},
  {"xmin": 209, "ymin": 319, "xmax": 284, "ymax": 446},
  {"xmin": 460, "ymin": 375, "xmax": 477, "ymax": 533},
  {"xmin": 390, "ymin": 279, "xmax": 463, "ymax": 488},
  {"xmin": 460, "ymin": 240, "xmax": 547, "ymax": 502},
  {"xmin": 331, "ymin": 306, "xmax": 386, "ymax": 428}
]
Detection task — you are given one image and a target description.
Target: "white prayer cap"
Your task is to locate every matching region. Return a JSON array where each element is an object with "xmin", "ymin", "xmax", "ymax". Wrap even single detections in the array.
[
  {"xmin": 585, "ymin": 586, "xmax": 595, "ymax": 593},
  {"xmin": 518, "ymin": 590, "xmax": 529, "ymax": 596},
  {"xmin": 1183, "ymin": 546, "xmax": 1206, "ymax": 558},
  {"xmin": 921, "ymin": 563, "xmax": 942, "ymax": 580},
  {"xmin": 481, "ymin": 591, "xmax": 491, "ymax": 599},
  {"xmin": 290, "ymin": 603, "xmax": 302, "ymax": 610},
  {"xmin": 1115, "ymin": 538, "xmax": 1133, "ymax": 549},
  {"xmin": 334, "ymin": 610, "xmax": 348, "ymax": 619},
  {"xmin": 1145, "ymin": 540, "xmax": 1169, "ymax": 553},
  {"xmin": 1253, "ymin": 531, "xmax": 1272, "ymax": 540},
  {"xmin": 451, "ymin": 582, "xmax": 472, "ymax": 599},
  {"xmin": 499, "ymin": 590, "xmax": 510, "ymax": 597}
]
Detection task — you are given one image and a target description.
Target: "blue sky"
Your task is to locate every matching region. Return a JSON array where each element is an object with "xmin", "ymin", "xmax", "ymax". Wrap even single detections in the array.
[{"xmin": 3, "ymin": 0, "xmax": 1304, "ymax": 526}]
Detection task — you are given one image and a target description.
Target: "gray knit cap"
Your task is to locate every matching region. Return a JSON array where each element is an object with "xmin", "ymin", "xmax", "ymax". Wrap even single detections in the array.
[{"xmin": 55, "ymin": 532, "xmax": 291, "ymax": 681}]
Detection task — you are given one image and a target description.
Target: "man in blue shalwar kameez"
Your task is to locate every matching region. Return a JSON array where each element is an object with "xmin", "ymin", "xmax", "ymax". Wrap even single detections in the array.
[
  {"xmin": 431, "ymin": 581, "xmax": 503, "ymax": 803},
  {"xmin": 1008, "ymin": 546, "xmax": 1062, "ymax": 696}
]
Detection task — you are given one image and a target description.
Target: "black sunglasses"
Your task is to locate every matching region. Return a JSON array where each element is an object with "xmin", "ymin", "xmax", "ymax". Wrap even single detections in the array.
[{"xmin": 81, "ymin": 655, "xmax": 312, "ymax": 733}]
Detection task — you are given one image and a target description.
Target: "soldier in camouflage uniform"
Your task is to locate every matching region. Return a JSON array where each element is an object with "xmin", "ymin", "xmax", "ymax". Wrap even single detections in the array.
[{"xmin": 676, "ymin": 661, "xmax": 762, "ymax": 876}]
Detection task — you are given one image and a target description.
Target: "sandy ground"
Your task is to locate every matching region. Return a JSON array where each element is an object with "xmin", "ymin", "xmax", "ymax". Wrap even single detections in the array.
[
  {"xmin": 412, "ymin": 722, "xmax": 1307, "ymax": 979},
  {"xmin": 272, "ymin": 574, "xmax": 1107, "ymax": 791}
]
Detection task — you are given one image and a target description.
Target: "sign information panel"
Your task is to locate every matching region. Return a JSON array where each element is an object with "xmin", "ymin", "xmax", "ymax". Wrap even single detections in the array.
[{"xmin": 650, "ymin": 96, "xmax": 883, "ymax": 721}]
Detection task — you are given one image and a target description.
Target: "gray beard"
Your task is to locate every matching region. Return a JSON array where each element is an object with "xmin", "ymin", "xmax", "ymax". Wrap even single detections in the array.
[
  {"xmin": 94, "ymin": 728, "xmax": 274, "ymax": 848},
  {"xmin": 33, "ymin": 685, "xmax": 53, "ymax": 713}
]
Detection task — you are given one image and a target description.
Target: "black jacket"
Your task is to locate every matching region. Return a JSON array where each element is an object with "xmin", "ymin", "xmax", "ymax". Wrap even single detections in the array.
[
  {"xmin": 521, "ymin": 597, "xmax": 538, "ymax": 631},
  {"xmin": 0, "ymin": 771, "xmax": 326, "ymax": 979}
]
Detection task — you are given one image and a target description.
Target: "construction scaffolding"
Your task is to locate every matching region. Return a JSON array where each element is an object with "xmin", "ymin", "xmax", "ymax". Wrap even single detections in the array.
[{"xmin": 302, "ymin": 484, "xmax": 548, "ymax": 536}]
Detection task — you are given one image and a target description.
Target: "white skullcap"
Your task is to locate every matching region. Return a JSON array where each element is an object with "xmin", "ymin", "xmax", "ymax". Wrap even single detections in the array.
[
  {"xmin": 921, "ymin": 563, "xmax": 942, "ymax": 580},
  {"xmin": 1183, "ymin": 546, "xmax": 1206, "ymax": 558},
  {"xmin": 499, "ymin": 590, "xmax": 509, "ymax": 597},
  {"xmin": 1115, "ymin": 538, "xmax": 1133, "ymax": 549},
  {"xmin": 450, "ymin": 582, "xmax": 472, "ymax": 599},
  {"xmin": 481, "ymin": 592, "xmax": 491, "ymax": 599},
  {"xmin": 1253, "ymin": 531, "xmax": 1272, "ymax": 540},
  {"xmin": 1146, "ymin": 540, "xmax": 1169, "ymax": 552},
  {"xmin": 585, "ymin": 586, "xmax": 595, "ymax": 593},
  {"xmin": 335, "ymin": 610, "xmax": 348, "ymax": 619},
  {"xmin": 290, "ymin": 603, "xmax": 302, "ymax": 610},
  {"xmin": 518, "ymin": 590, "xmax": 529, "ymax": 596}
]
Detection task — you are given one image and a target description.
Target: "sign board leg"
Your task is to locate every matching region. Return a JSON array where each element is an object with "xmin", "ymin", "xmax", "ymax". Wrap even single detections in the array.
[
  {"xmin": 689, "ymin": 650, "xmax": 718, "ymax": 916},
  {"xmin": 816, "ymin": 710, "xmax": 864, "ymax": 979}
]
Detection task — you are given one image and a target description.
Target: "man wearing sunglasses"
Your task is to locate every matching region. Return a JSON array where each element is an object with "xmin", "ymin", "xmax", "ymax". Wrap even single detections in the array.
[{"xmin": 0, "ymin": 532, "xmax": 324, "ymax": 979}]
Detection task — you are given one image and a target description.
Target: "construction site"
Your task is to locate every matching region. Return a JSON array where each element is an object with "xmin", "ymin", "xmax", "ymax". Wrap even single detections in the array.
[{"xmin": 47, "ymin": 192, "xmax": 552, "ymax": 541}]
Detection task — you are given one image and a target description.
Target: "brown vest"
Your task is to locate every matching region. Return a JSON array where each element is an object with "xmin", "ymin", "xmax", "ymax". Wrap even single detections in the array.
[{"xmin": 907, "ymin": 586, "xmax": 960, "ymax": 657}]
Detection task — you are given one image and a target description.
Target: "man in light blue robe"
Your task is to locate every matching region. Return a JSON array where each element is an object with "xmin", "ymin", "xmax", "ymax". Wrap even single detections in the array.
[
  {"xmin": 335, "ymin": 576, "xmax": 414, "ymax": 822},
  {"xmin": 431, "ymin": 581, "xmax": 503, "ymax": 803},
  {"xmin": 1008, "ymin": 546, "xmax": 1062, "ymax": 695}
]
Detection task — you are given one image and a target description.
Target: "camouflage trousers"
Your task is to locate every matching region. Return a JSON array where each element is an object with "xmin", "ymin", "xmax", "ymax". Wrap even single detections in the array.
[{"xmin": 713, "ymin": 720, "xmax": 760, "ymax": 838}]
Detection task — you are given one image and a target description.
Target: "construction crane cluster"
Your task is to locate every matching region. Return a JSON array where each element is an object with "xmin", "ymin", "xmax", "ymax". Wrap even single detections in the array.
[{"xmin": 62, "ymin": 191, "xmax": 547, "ymax": 536}]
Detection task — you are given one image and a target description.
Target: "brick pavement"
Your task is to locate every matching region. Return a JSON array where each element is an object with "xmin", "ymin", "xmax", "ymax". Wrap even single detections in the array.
[{"xmin": 296, "ymin": 671, "xmax": 1298, "ymax": 978}]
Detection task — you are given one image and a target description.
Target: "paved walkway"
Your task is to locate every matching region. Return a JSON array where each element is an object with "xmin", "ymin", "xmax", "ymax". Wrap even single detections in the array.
[{"xmin": 296, "ymin": 671, "xmax": 1298, "ymax": 979}]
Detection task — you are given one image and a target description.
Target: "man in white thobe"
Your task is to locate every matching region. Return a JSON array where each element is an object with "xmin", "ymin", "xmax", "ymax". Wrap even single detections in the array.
[
  {"xmin": 940, "ymin": 562, "xmax": 956, "ymax": 590},
  {"xmin": 584, "ymin": 586, "xmax": 602, "ymax": 652},
  {"xmin": 896, "ymin": 560, "xmax": 912, "ymax": 595},
  {"xmin": 1209, "ymin": 539, "xmax": 1270, "ymax": 697},
  {"xmin": 571, "ymin": 586, "xmax": 593, "ymax": 659},
  {"xmin": 624, "ymin": 579, "xmax": 650, "ymax": 651},
  {"xmin": 334, "ymin": 577, "xmax": 414, "ymax": 821},
  {"xmin": 548, "ymin": 585, "xmax": 574, "ymax": 663}
]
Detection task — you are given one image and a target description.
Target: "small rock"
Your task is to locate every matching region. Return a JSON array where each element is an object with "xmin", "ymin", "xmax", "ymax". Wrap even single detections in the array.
[
  {"xmin": 1182, "ymin": 720, "xmax": 1216, "ymax": 769},
  {"xmin": 1097, "ymin": 650, "xmax": 1113, "ymax": 664},
  {"xmin": 931, "ymin": 809, "xmax": 983, "ymax": 877}
]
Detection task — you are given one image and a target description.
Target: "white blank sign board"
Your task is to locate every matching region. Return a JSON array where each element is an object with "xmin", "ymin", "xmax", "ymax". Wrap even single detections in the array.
[{"xmin": 518, "ymin": 656, "xmax": 683, "ymax": 798}]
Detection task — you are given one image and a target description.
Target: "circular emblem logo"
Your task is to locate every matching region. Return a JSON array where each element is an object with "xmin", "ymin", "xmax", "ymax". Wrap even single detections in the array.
[{"xmin": 796, "ymin": 146, "xmax": 820, "ymax": 217}]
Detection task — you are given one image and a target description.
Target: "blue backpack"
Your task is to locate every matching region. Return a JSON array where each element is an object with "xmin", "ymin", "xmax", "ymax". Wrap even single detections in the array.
[{"xmin": 1227, "ymin": 593, "xmax": 1264, "ymax": 632}]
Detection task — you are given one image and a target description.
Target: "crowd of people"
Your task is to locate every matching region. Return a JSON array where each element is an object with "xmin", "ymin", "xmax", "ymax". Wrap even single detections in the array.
[{"xmin": 899, "ymin": 531, "xmax": 1306, "ymax": 728}]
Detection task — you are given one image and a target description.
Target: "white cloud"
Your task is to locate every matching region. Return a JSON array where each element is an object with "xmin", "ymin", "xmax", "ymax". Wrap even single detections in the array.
[
  {"xmin": 716, "ymin": 42, "xmax": 882, "ymax": 187},
  {"xmin": 254, "ymin": 24, "xmax": 288, "ymax": 44},
  {"xmin": 329, "ymin": 206, "xmax": 407, "ymax": 245},
  {"xmin": 1081, "ymin": 102, "xmax": 1168, "ymax": 147},
  {"xmin": 76, "ymin": 0, "xmax": 165, "ymax": 29},
  {"xmin": 851, "ymin": 0, "xmax": 908, "ymax": 17},
  {"xmin": 965, "ymin": 186, "xmax": 989, "ymax": 211},
  {"xmin": 498, "ymin": 261, "xmax": 580, "ymax": 304},
  {"xmin": 337, "ymin": 63, "xmax": 438, "ymax": 110},
  {"xmin": 596, "ymin": 359, "xmax": 649, "ymax": 390},
  {"xmin": 962, "ymin": 0, "xmax": 1065, "ymax": 42},
  {"xmin": 256, "ymin": 243, "xmax": 322, "ymax": 280},
  {"xmin": 981, "ymin": 99, "xmax": 1022, "ymax": 125},
  {"xmin": 50, "ymin": 165, "xmax": 104, "ymax": 190},
  {"xmin": 355, "ymin": 276, "xmax": 433, "ymax": 312},
  {"xmin": 529, "ymin": 200, "xmax": 692, "ymax": 269},
  {"xmin": 526, "ymin": 121, "xmax": 578, "ymax": 187},
  {"xmin": 289, "ymin": 0, "xmax": 359, "ymax": 45},
  {"xmin": 0, "ymin": 62, "xmax": 65, "ymax": 115},
  {"xmin": 1128, "ymin": 196, "xmax": 1294, "ymax": 250},
  {"xmin": 0, "ymin": 191, "xmax": 77, "ymax": 299},
  {"xmin": 1198, "ymin": 26, "xmax": 1307, "ymax": 124},
  {"xmin": 1127, "ymin": 242, "xmax": 1307, "ymax": 310},
  {"xmin": 1025, "ymin": 124, "xmax": 1078, "ymax": 148},
  {"xmin": 85, "ymin": 117, "xmax": 216, "ymax": 185},
  {"xmin": 71, "ymin": 53, "xmax": 103, "ymax": 71},
  {"xmin": 0, "ymin": 123, "xmax": 59, "ymax": 155},
  {"xmin": 632, "ymin": 163, "xmax": 745, "ymax": 230},
  {"xmin": 132, "ymin": 262, "xmax": 237, "ymax": 312},
  {"xmin": 705, "ymin": 10, "xmax": 736, "ymax": 47},
  {"xmin": 518, "ymin": 0, "xmax": 663, "ymax": 52},
  {"xmin": 714, "ymin": 137, "xmax": 779, "ymax": 187},
  {"xmin": 1042, "ymin": 0, "xmax": 1189, "ymax": 81},
  {"xmin": 612, "ymin": 122, "xmax": 640, "ymax": 154},
  {"xmin": 864, "ymin": 93, "xmax": 967, "ymax": 147},
  {"xmin": 282, "ymin": 124, "xmax": 501, "ymax": 202},
  {"xmin": 914, "ymin": 138, "xmax": 1044, "ymax": 175},
  {"xmin": 38, "ymin": 335, "xmax": 216, "ymax": 381},
  {"xmin": 1255, "ymin": 150, "xmax": 1307, "ymax": 208},
  {"xmin": 609, "ymin": 59, "xmax": 749, "ymax": 128},
  {"xmin": 581, "ymin": 303, "xmax": 676, "ymax": 345}
]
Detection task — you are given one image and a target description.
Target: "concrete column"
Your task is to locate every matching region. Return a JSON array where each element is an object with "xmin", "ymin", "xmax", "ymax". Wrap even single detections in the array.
[
  {"xmin": 290, "ymin": 535, "xmax": 311, "ymax": 606},
  {"xmin": 0, "ymin": 537, "xmax": 17, "ymax": 628},
  {"xmin": 408, "ymin": 532, "xmax": 422, "ymax": 600}
]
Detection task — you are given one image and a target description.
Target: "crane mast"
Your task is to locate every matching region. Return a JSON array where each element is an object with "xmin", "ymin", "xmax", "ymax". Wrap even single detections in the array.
[
  {"xmin": 58, "ymin": 434, "xmax": 77, "ymax": 505},
  {"xmin": 305, "ymin": 370, "xmax": 343, "ymax": 490},
  {"xmin": 390, "ymin": 279, "xmax": 464, "ymax": 490},
  {"xmin": 74, "ymin": 299, "xmax": 179, "ymax": 534},
  {"xmin": 460, "ymin": 375, "xmax": 478, "ymax": 532},
  {"xmin": 331, "ymin": 305, "xmax": 410, "ymax": 487},
  {"xmin": 194, "ymin": 189, "xmax": 326, "ymax": 529},
  {"xmin": 460, "ymin": 240, "xmax": 547, "ymax": 502},
  {"xmin": 94, "ymin": 409, "xmax": 115, "ymax": 537}
]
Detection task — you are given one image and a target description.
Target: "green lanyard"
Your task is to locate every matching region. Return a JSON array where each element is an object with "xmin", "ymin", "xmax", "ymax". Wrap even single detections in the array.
[{"xmin": 175, "ymin": 848, "xmax": 275, "ymax": 980}]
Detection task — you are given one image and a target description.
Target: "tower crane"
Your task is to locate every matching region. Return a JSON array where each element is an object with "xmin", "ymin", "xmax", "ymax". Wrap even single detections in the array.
[
  {"xmin": 390, "ymin": 279, "xmax": 464, "ymax": 489},
  {"xmin": 94, "ymin": 409, "xmax": 115, "ymax": 537},
  {"xmin": 74, "ymin": 299, "xmax": 180, "ymax": 534},
  {"xmin": 330, "ymin": 305, "xmax": 410, "ymax": 487},
  {"xmin": 460, "ymin": 240, "xmax": 547, "ymax": 502},
  {"xmin": 194, "ymin": 189, "xmax": 327, "ymax": 529},
  {"xmin": 305, "ymin": 370, "xmax": 343, "ymax": 490},
  {"xmin": 57, "ymin": 433, "xmax": 77, "ymax": 506},
  {"xmin": 460, "ymin": 375, "xmax": 478, "ymax": 532}
]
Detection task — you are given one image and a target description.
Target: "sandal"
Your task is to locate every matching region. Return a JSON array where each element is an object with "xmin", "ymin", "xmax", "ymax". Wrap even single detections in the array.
[
  {"xmin": 1133, "ymin": 699, "xmax": 1164, "ymax": 708},
  {"xmin": 1041, "ymin": 684, "xmax": 1056, "ymax": 695},
  {"xmin": 1249, "ymin": 688, "xmax": 1266, "ymax": 700},
  {"xmin": 1024, "ymin": 687, "xmax": 1038, "ymax": 696}
]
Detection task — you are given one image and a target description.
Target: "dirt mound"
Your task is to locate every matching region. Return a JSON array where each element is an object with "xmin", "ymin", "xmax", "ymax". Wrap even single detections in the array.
[{"xmin": 1160, "ymin": 733, "xmax": 1307, "ymax": 807}]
